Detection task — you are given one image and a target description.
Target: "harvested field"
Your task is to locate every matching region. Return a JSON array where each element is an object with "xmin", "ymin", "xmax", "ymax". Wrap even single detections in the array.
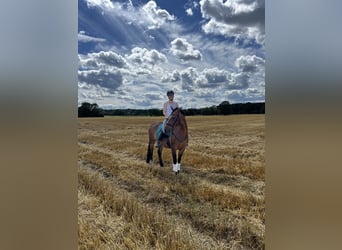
[{"xmin": 78, "ymin": 115, "xmax": 265, "ymax": 249}]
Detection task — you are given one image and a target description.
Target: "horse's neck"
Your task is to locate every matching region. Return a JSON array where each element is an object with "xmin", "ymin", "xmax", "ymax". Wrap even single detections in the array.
[
  {"xmin": 173, "ymin": 115, "xmax": 187, "ymax": 136},
  {"xmin": 179, "ymin": 116, "xmax": 187, "ymax": 131}
]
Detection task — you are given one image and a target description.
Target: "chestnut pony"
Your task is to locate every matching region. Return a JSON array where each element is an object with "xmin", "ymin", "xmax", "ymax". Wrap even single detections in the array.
[{"xmin": 146, "ymin": 108, "xmax": 188, "ymax": 174}]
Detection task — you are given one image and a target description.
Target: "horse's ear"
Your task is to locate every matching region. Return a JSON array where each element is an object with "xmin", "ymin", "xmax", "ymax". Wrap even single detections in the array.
[{"xmin": 172, "ymin": 107, "xmax": 179, "ymax": 113}]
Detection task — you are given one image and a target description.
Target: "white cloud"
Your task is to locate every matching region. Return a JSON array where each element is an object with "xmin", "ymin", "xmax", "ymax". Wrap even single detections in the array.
[
  {"xmin": 170, "ymin": 38, "xmax": 202, "ymax": 61},
  {"xmin": 228, "ymin": 72, "xmax": 250, "ymax": 89},
  {"xmin": 246, "ymin": 88, "xmax": 260, "ymax": 94},
  {"xmin": 196, "ymin": 68, "xmax": 229, "ymax": 88},
  {"xmin": 144, "ymin": 92, "xmax": 163, "ymax": 100},
  {"xmin": 83, "ymin": 0, "xmax": 179, "ymax": 37},
  {"xmin": 161, "ymin": 70, "xmax": 181, "ymax": 82},
  {"xmin": 186, "ymin": 8, "xmax": 193, "ymax": 16},
  {"xmin": 84, "ymin": 0, "xmax": 115, "ymax": 9},
  {"xmin": 226, "ymin": 86, "xmax": 264, "ymax": 103},
  {"xmin": 235, "ymin": 54, "xmax": 264, "ymax": 72},
  {"xmin": 142, "ymin": 1, "xmax": 175, "ymax": 29},
  {"xmin": 174, "ymin": 66, "xmax": 252, "ymax": 91},
  {"xmin": 79, "ymin": 51, "xmax": 128, "ymax": 69},
  {"xmin": 128, "ymin": 47, "xmax": 167, "ymax": 65},
  {"xmin": 203, "ymin": 68, "xmax": 229, "ymax": 83},
  {"xmin": 180, "ymin": 67, "xmax": 199, "ymax": 91},
  {"xmin": 78, "ymin": 69, "xmax": 124, "ymax": 91},
  {"xmin": 178, "ymin": 67, "xmax": 233, "ymax": 90},
  {"xmin": 227, "ymin": 90, "xmax": 247, "ymax": 102},
  {"xmin": 95, "ymin": 51, "xmax": 127, "ymax": 67},
  {"xmin": 200, "ymin": 0, "xmax": 265, "ymax": 44},
  {"xmin": 78, "ymin": 50, "xmax": 129, "ymax": 92},
  {"xmin": 78, "ymin": 32, "xmax": 106, "ymax": 43}
]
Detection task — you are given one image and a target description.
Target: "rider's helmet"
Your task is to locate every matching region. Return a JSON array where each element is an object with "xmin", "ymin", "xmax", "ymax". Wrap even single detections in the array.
[{"xmin": 167, "ymin": 90, "xmax": 174, "ymax": 96}]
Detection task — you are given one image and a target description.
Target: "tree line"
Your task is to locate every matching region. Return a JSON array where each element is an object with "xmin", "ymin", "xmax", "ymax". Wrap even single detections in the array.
[{"xmin": 78, "ymin": 101, "xmax": 264, "ymax": 117}]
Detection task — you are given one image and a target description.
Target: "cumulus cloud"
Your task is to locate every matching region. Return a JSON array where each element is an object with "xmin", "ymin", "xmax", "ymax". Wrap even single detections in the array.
[
  {"xmin": 200, "ymin": 0, "xmax": 265, "ymax": 43},
  {"xmin": 128, "ymin": 47, "xmax": 167, "ymax": 65},
  {"xmin": 95, "ymin": 51, "xmax": 127, "ymax": 67},
  {"xmin": 78, "ymin": 69, "xmax": 124, "ymax": 91},
  {"xmin": 203, "ymin": 68, "xmax": 229, "ymax": 83},
  {"xmin": 227, "ymin": 90, "xmax": 247, "ymax": 101},
  {"xmin": 78, "ymin": 47, "xmax": 170, "ymax": 95},
  {"xmin": 180, "ymin": 67, "xmax": 199, "ymax": 91},
  {"xmin": 246, "ymin": 88, "xmax": 260, "ymax": 94},
  {"xmin": 78, "ymin": 50, "xmax": 129, "ymax": 92},
  {"xmin": 78, "ymin": 31, "xmax": 106, "ymax": 43},
  {"xmin": 161, "ymin": 70, "xmax": 181, "ymax": 82},
  {"xmin": 186, "ymin": 8, "xmax": 193, "ymax": 16},
  {"xmin": 84, "ymin": 0, "xmax": 177, "ymax": 34},
  {"xmin": 195, "ymin": 68, "xmax": 229, "ymax": 88},
  {"xmin": 235, "ymin": 55, "xmax": 264, "ymax": 73},
  {"xmin": 176, "ymin": 66, "xmax": 252, "ymax": 91},
  {"xmin": 144, "ymin": 92, "xmax": 163, "ymax": 100},
  {"xmin": 142, "ymin": 1, "xmax": 175, "ymax": 29},
  {"xmin": 227, "ymin": 87, "xmax": 264, "ymax": 103},
  {"xmin": 178, "ymin": 67, "xmax": 232, "ymax": 90},
  {"xmin": 84, "ymin": 0, "xmax": 115, "ymax": 9},
  {"xmin": 79, "ymin": 51, "xmax": 128, "ymax": 70},
  {"xmin": 170, "ymin": 38, "xmax": 202, "ymax": 61},
  {"xmin": 228, "ymin": 72, "xmax": 250, "ymax": 89}
]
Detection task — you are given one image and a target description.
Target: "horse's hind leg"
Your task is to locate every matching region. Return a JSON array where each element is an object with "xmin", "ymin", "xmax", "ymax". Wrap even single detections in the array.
[
  {"xmin": 157, "ymin": 145, "xmax": 164, "ymax": 167},
  {"xmin": 146, "ymin": 144, "xmax": 150, "ymax": 163},
  {"xmin": 146, "ymin": 143, "xmax": 154, "ymax": 164},
  {"xmin": 146, "ymin": 144, "xmax": 151, "ymax": 163}
]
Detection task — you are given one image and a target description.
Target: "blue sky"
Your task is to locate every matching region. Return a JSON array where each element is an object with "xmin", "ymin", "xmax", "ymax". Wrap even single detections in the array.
[{"xmin": 78, "ymin": 0, "xmax": 265, "ymax": 109}]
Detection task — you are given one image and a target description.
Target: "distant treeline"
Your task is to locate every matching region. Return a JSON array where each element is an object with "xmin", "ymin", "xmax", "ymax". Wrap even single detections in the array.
[
  {"xmin": 78, "ymin": 101, "xmax": 264, "ymax": 117},
  {"xmin": 78, "ymin": 103, "xmax": 104, "ymax": 117}
]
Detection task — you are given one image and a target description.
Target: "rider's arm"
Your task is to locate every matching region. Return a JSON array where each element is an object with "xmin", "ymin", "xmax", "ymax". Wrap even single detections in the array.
[{"xmin": 163, "ymin": 102, "xmax": 168, "ymax": 118}]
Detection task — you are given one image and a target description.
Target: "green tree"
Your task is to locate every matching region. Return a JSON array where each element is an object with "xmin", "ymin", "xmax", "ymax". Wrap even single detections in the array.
[
  {"xmin": 78, "ymin": 102, "xmax": 104, "ymax": 117},
  {"xmin": 217, "ymin": 101, "xmax": 232, "ymax": 115},
  {"xmin": 148, "ymin": 109, "xmax": 162, "ymax": 116}
]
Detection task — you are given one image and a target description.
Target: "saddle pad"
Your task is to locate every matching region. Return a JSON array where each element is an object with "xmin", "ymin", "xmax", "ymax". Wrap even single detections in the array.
[
  {"xmin": 156, "ymin": 124, "xmax": 163, "ymax": 139},
  {"xmin": 156, "ymin": 123, "xmax": 170, "ymax": 138}
]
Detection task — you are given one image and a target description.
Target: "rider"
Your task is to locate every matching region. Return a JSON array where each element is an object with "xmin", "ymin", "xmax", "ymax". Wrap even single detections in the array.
[{"xmin": 158, "ymin": 90, "xmax": 178, "ymax": 142}]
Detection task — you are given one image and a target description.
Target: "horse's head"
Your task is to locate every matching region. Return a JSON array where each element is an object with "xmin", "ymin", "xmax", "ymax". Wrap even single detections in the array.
[{"xmin": 166, "ymin": 108, "xmax": 185, "ymax": 127}]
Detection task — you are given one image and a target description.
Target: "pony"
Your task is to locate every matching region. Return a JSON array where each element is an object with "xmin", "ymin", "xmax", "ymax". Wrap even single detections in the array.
[{"xmin": 146, "ymin": 108, "xmax": 188, "ymax": 174}]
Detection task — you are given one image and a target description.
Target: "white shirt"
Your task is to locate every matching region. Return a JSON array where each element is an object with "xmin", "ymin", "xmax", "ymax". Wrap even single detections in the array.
[{"xmin": 164, "ymin": 101, "xmax": 178, "ymax": 118}]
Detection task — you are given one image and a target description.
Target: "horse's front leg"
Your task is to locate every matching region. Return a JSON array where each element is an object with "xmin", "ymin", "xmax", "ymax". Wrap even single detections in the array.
[
  {"xmin": 171, "ymin": 147, "xmax": 178, "ymax": 173},
  {"xmin": 176, "ymin": 147, "xmax": 186, "ymax": 173},
  {"xmin": 158, "ymin": 145, "xmax": 164, "ymax": 167}
]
